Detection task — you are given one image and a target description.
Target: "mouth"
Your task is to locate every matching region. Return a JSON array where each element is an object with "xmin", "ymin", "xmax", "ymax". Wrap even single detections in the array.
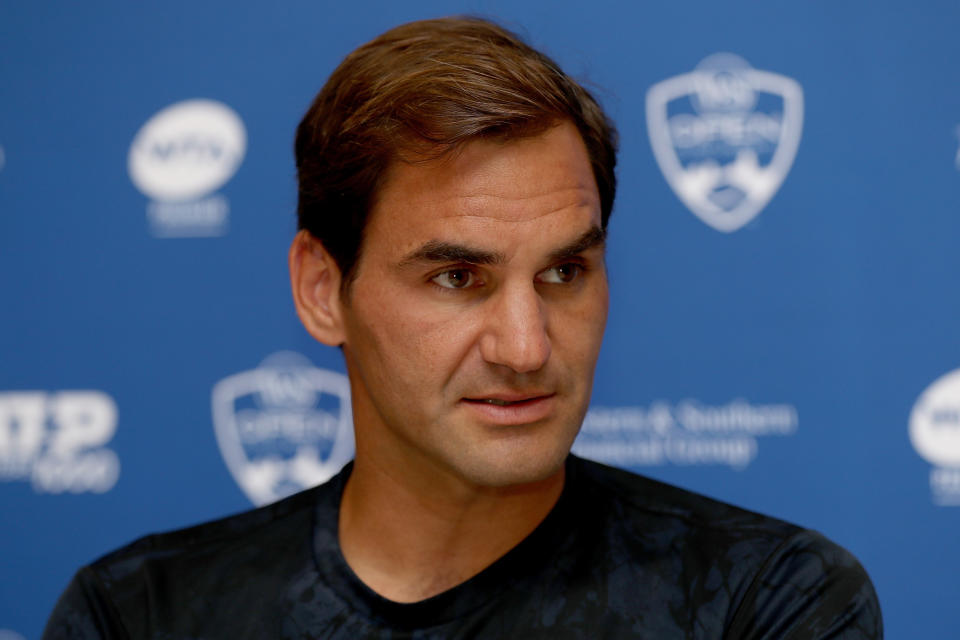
[
  {"xmin": 463, "ymin": 393, "xmax": 553, "ymax": 406},
  {"xmin": 460, "ymin": 393, "xmax": 556, "ymax": 425},
  {"xmin": 476, "ymin": 398, "xmax": 535, "ymax": 406}
]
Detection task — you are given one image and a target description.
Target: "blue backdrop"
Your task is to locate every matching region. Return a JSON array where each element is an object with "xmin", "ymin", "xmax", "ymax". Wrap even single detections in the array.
[{"xmin": 2, "ymin": 2, "xmax": 959, "ymax": 638}]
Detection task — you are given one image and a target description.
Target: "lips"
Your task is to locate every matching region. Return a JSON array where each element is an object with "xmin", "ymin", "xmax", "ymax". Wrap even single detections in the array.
[
  {"xmin": 460, "ymin": 392, "xmax": 556, "ymax": 425},
  {"xmin": 463, "ymin": 391, "xmax": 552, "ymax": 404},
  {"xmin": 479, "ymin": 398, "xmax": 523, "ymax": 406}
]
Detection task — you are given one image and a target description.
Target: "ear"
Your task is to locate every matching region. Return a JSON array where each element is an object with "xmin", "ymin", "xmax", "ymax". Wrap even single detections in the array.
[{"xmin": 289, "ymin": 229, "xmax": 347, "ymax": 347}]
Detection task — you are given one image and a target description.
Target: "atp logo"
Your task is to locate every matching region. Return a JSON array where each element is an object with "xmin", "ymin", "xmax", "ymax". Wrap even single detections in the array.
[
  {"xmin": 128, "ymin": 99, "xmax": 246, "ymax": 238},
  {"xmin": 212, "ymin": 352, "xmax": 353, "ymax": 506},
  {"xmin": 910, "ymin": 367, "xmax": 960, "ymax": 506},
  {"xmin": 646, "ymin": 54, "xmax": 804, "ymax": 232},
  {"xmin": 0, "ymin": 391, "xmax": 120, "ymax": 493}
]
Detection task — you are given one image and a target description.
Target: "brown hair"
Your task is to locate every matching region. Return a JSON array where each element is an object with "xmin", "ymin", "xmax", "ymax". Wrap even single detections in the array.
[{"xmin": 295, "ymin": 16, "xmax": 618, "ymax": 292}]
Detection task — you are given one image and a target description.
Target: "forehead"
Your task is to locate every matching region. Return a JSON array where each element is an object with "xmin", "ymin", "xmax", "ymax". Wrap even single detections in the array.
[{"xmin": 364, "ymin": 121, "xmax": 601, "ymax": 256}]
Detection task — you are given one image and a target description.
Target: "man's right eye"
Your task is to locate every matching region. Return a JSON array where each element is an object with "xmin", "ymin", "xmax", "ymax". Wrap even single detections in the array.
[{"xmin": 431, "ymin": 269, "xmax": 477, "ymax": 290}]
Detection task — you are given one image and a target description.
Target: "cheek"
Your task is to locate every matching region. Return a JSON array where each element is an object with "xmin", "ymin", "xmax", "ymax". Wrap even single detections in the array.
[
  {"xmin": 351, "ymin": 285, "xmax": 478, "ymax": 378},
  {"xmin": 559, "ymin": 283, "xmax": 609, "ymax": 360},
  {"xmin": 408, "ymin": 310, "xmax": 485, "ymax": 374}
]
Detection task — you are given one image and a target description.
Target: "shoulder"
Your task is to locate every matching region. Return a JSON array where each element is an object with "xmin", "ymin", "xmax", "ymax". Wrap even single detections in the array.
[
  {"xmin": 570, "ymin": 454, "xmax": 801, "ymax": 544},
  {"xmin": 44, "ymin": 477, "xmax": 340, "ymax": 639},
  {"xmin": 92, "ymin": 480, "xmax": 322, "ymax": 575},
  {"xmin": 568, "ymin": 456, "xmax": 882, "ymax": 638},
  {"xmin": 724, "ymin": 527, "xmax": 883, "ymax": 638}
]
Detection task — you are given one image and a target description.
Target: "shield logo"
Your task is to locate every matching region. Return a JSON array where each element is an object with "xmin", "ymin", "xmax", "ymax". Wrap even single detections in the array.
[
  {"xmin": 646, "ymin": 53, "xmax": 804, "ymax": 232},
  {"xmin": 211, "ymin": 351, "xmax": 353, "ymax": 506}
]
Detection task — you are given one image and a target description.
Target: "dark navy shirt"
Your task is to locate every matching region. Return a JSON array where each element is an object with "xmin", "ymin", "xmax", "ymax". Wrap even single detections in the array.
[{"xmin": 43, "ymin": 456, "xmax": 882, "ymax": 638}]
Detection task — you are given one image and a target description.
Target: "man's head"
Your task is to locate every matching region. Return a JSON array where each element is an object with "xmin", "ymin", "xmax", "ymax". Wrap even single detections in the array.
[
  {"xmin": 291, "ymin": 17, "xmax": 618, "ymax": 490},
  {"xmin": 294, "ymin": 17, "xmax": 617, "ymax": 294}
]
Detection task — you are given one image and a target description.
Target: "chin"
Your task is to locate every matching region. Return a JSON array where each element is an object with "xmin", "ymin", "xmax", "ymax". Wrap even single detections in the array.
[{"xmin": 452, "ymin": 443, "xmax": 571, "ymax": 489}]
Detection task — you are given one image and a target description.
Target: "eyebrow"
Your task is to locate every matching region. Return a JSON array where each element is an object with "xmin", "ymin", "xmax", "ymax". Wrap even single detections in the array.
[
  {"xmin": 400, "ymin": 241, "xmax": 505, "ymax": 266},
  {"xmin": 547, "ymin": 226, "xmax": 606, "ymax": 263},
  {"xmin": 399, "ymin": 226, "xmax": 606, "ymax": 267}
]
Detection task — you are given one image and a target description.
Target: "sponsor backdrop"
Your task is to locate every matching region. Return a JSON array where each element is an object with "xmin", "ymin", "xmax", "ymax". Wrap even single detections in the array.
[{"xmin": 1, "ymin": 1, "xmax": 958, "ymax": 637}]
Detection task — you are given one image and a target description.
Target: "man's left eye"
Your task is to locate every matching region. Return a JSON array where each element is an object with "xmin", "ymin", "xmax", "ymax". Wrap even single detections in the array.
[{"xmin": 538, "ymin": 263, "xmax": 583, "ymax": 284}]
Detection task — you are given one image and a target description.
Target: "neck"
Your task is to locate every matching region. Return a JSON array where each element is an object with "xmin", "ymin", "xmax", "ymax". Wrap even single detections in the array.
[{"xmin": 338, "ymin": 454, "xmax": 566, "ymax": 603}]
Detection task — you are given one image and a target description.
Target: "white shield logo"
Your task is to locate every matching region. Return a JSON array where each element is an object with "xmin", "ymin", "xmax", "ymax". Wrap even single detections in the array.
[
  {"xmin": 211, "ymin": 351, "xmax": 353, "ymax": 506},
  {"xmin": 646, "ymin": 53, "xmax": 804, "ymax": 232}
]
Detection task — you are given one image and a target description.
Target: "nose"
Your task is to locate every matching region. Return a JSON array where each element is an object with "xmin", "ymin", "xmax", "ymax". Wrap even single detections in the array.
[{"xmin": 478, "ymin": 281, "xmax": 551, "ymax": 373}]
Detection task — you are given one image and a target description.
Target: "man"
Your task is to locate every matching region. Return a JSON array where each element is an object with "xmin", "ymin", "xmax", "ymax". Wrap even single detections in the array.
[{"xmin": 45, "ymin": 17, "xmax": 881, "ymax": 638}]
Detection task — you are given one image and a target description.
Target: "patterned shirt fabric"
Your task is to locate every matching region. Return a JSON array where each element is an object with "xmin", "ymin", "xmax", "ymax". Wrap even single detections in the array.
[{"xmin": 43, "ymin": 456, "xmax": 882, "ymax": 639}]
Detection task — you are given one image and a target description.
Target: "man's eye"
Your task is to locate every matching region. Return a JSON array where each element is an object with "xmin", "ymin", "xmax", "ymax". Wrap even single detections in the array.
[
  {"xmin": 538, "ymin": 263, "xmax": 583, "ymax": 284},
  {"xmin": 431, "ymin": 269, "xmax": 477, "ymax": 289}
]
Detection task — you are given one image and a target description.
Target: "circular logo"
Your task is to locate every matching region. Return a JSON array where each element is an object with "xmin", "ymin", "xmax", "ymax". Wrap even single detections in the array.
[
  {"xmin": 128, "ymin": 99, "xmax": 246, "ymax": 202},
  {"xmin": 910, "ymin": 368, "xmax": 960, "ymax": 467},
  {"xmin": 691, "ymin": 53, "xmax": 757, "ymax": 114},
  {"xmin": 255, "ymin": 351, "xmax": 323, "ymax": 409}
]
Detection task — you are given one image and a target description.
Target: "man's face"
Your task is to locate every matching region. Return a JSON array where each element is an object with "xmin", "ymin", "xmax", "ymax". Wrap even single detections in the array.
[{"xmin": 340, "ymin": 120, "xmax": 609, "ymax": 489}]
